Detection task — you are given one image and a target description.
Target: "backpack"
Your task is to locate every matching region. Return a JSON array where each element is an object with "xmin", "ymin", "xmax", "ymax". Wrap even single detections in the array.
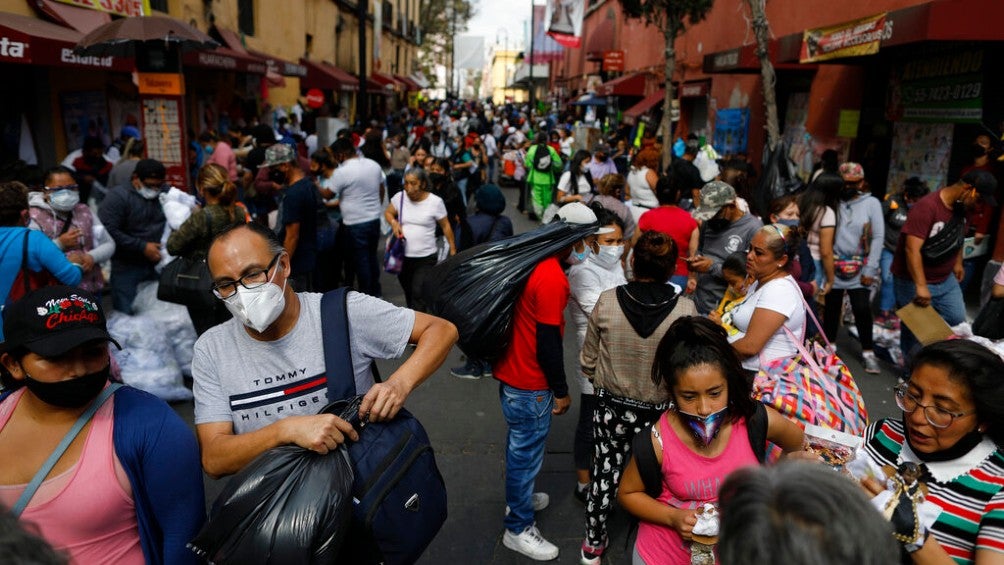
[
  {"xmin": 632, "ymin": 402, "xmax": 768, "ymax": 499},
  {"xmin": 6, "ymin": 230, "xmax": 59, "ymax": 307},
  {"xmin": 532, "ymin": 145, "xmax": 552, "ymax": 172},
  {"xmin": 320, "ymin": 288, "xmax": 448, "ymax": 565}
]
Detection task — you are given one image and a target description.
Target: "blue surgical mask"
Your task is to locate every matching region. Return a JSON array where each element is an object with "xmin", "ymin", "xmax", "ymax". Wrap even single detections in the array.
[
  {"xmin": 568, "ymin": 242, "xmax": 591, "ymax": 265},
  {"xmin": 776, "ymin": 218, "xmax": 799, "ymax": 228},
  {"xmin": 204, "ymin": 144, "xmax": 214, "ymax": 156}
]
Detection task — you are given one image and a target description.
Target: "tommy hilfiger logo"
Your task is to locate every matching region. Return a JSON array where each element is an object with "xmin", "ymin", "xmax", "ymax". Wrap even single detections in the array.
[
  {"xmin": 230, "ymin": 374, "xmax": 329, "ymax": 420},
  {"xmin": 35, "ymin": 294, "xmax": 100, "ymax": 329}
]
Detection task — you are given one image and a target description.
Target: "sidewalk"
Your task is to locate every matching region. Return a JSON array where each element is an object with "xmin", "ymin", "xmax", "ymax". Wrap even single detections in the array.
[{"xmin": 174, "ymin": 185, "xmax": 902, "ymax": 564}]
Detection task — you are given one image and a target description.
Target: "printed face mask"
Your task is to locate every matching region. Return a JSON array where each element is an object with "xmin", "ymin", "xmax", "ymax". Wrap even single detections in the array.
[
  {"xmin": 222, "ymin": 260, "xmax": 288, "ymax": 333},
  {"xmin": 567, "ymin": 241, "xmax": 591, "ymax": 265},
  {"xmin": 676, "ymin": 405, "xmax": 728, "ymax": 446},
  {"xmin": 23, "ymin": 364, "xmax": 109, "ymax": 408},
  {"xmin": 591, "ymin": 244, "xmax": 624, "ymax": 270},
  {"xmin": 49, "ymin": 190, "xmax": 80, "ymax": 212}
]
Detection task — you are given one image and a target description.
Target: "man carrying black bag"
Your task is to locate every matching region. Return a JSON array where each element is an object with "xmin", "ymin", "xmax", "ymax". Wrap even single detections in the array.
[{"xmin": 190, "ymin": 222, "xmax": 457, "ymax": 559}]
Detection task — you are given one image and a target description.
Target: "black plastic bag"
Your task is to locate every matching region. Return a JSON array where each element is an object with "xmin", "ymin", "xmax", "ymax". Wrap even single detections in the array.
[
  {"xmin": 188, "ymin": 444, "xmax": 354, "ymax": 564},
  {"xmin": 753, "ymin": 141, "xmax": 803, "ymax": 217},
  {"xmin": 974, "ymin": 298, "xmax": 1004, "ymax": 340},
  {"xmin": 421, "ymin": 220, "xmax": 597, "ymax": 361}
]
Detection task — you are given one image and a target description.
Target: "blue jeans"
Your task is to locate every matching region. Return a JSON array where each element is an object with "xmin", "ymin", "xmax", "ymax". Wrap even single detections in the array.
[
  {"xmin": 499, "ymin": 383, "xmax": 553, "ymax": 533},
  {"xmin": 110, "ymin": 261, "xmax": 157, "ymax": 315},
  {"xmin": 456, "ymin": 178, "xmax": 469, "ymax": 207},
  {"xmin": 880, "ymin": 249, "xmax": 896, "ymax": 313},
  {"xmin": 894, "ymin": 276, "xmax": 966, "ymax": 362},
  {"xmin": 345, "ymin": 219, "xmax": 382, "ymax": 297}
]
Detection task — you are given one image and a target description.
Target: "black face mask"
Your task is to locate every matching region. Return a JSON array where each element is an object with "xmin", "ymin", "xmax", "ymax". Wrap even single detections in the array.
[
  {"xmin": 840, "ymin": 187, "xmax": 860, "ymax": 201},
  {"xmin": 268, "ymin": 168, "xmax": 287, "ymax": 185},
  {"xmin": 428, "ymin": 172, "xmax": 447, "ymax": 187},
  {"xmin": 972, "ymin": 144, "xmax": 988, "ymax": 159},
  {"xmin": 23, "ymin": 364, "xmax": 110, "ymax": 408},
  {"xmin": 706, "ymin": 217, "xmax": 730, "ymax": 231}
]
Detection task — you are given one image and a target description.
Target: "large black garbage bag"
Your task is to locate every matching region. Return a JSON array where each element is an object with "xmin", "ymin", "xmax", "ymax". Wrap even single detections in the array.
[
  {"xmin": 188, "ymin": 444, "xmax": 354, "ymax": 564},
  {"xmin": 422, "ymin": 220, "xmax": 598, "ymax": 361},
  {"xmin": 753, "ymin": 141, "xmax": 804, "ymax": 217}
]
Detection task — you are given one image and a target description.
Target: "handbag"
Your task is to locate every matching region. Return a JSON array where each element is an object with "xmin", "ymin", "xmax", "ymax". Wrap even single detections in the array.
[
  {"xmin": 752, "ymin": 283, "xmax": 869, "ymax": 437},
  {"xmin": 921, "ymin": 205, "xmax": 965, "ymax": 264},
  {"xmin": 158, "ymin": 212, "xmax": 216, "ymax": 309},
  {"xmin": 383, "ymin": 193, "xmax": 406, "ymax": 275}
]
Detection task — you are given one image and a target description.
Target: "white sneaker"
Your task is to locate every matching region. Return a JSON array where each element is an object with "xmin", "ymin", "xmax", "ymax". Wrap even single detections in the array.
[
  {"xmin": 505, "ymin": 492, "xmax": 550, "ymax": 516},
  {"xmin": 863, "ymin": 351, "xmax": 880, "ymax": 374},
  {"xmin": 503, "ymin": 524, "xmax": 559, "ymax": 561}
]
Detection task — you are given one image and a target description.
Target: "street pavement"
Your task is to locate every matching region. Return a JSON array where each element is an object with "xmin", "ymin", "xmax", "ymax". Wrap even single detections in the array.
[{"xmin": 172, "ymin": 184, "xmax": 903, "ymax": 564}]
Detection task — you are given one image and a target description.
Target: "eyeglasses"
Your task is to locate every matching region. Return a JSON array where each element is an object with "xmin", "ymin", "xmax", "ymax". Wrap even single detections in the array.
[
  {"xmin": 212, "ymin": 253, "xmax": 282, "ymax": 299},
  {"xmin": 893, "ymin": 383, "xmax": 976, "ymax": 429},
  {"xmin": 44, "ymin": 184, "xmax": 79, "ymax": 192}
]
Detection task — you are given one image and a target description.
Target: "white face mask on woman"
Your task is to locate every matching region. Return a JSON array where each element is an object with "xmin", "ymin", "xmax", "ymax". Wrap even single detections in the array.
[
  {"xmin": 49, "ymin": 190, "xmax": 80, "ymax": 212},
  {"xmin": 591, "ymin": 244, "xmax": 624, "ymax": 270},
  {"xmin": 222, "ymin": 262, "xmax": 288, "ymax": 333}
]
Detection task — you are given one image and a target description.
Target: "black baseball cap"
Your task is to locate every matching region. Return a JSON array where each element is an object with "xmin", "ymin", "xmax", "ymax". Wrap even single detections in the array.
[
  {"xmin": 134, "ymin": 159, "xmax": 166, "ymax": 181},
  {"xmin": 1, "ymin": 286, "xmax": 120, "ymax": 357},
  {"xmin": 962, "ymin": 169, "xmax": 998, "ymax": 207}
]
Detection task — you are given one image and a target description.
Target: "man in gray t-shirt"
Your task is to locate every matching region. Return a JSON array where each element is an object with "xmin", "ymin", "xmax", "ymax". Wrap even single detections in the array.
[{"xmin": 193, "ymin": 223, "xmax": 458, "ymax": 478}]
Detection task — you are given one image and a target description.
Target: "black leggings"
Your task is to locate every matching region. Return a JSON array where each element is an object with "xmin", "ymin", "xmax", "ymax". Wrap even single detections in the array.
[
  {"xmin": 823, "ymin": 287, "xmax": 874, "ymax": 350},
  {"xmin": 398, "ymin": 253, "xmax": 437, "ymax": 311},
  {"xmin": 573, "ymin": 392, "xmax": 596, "ymax": 471}
]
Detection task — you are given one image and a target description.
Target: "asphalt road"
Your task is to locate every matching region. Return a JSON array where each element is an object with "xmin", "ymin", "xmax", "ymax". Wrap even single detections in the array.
[{"xmin": 172, "ymin": 184, "xmax": 903, "ymax": 564}]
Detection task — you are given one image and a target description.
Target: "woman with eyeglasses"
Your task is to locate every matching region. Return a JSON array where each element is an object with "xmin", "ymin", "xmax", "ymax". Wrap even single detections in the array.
[
  {"xmin": 28, "ymin": 166, "xmax": 115, "ymax": 294},
  {"xmin": 860, "ymin": 339, "xmax": 1004, "ymax": 563},
  {"xmin": 718, "ymin": 224, "xmax": 807, "ymax": 376}
]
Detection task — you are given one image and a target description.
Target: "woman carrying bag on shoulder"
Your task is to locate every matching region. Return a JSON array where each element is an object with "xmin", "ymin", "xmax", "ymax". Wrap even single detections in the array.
[{"xmin": 166, "ymin": 163, "xmax": 247, "ymax": 335}]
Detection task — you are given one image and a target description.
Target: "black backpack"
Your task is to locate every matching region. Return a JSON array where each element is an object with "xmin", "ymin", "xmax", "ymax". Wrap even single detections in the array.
[
  {"xmin": 320, "ymin": 288, "xmax": 448, "ymax": 564},
  {"xmin": 632, "ymin": 402, "xmax": 768, "ymax": 499},
  {"xmin": 532, "ymin": 145, "xmax": 553, "ymax": 172}
]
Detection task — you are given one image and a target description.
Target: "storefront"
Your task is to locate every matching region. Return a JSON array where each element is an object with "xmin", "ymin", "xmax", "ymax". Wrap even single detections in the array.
[{"xmin": 300, "ymin": 58, "xmax": 360, "ymax": 118}]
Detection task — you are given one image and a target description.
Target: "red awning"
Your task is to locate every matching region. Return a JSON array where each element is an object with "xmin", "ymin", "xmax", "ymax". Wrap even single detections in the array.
[
  {"xmin": 212, "ymin": 26, "xmax": 247, "ymax": 53},
  {"xmin": 300, "ymin": 59, "xmax": 359, "ymax": 92},
  {"xmin": 394, "ymin": 74, "xmax": 420, "ymax": 91},
  {"xmin": 596, "ymin": 72, "xmax": 648, "ymax": 97},
  {"xmin": 183, "ymin": 47, "xmax": 268, "ymax": 74},
  {"xmin": 624, "ymin": 89, "xmax": 665, "ymax": 119},
  {"xmin": 35, "ymin": 0, "xmax": 111, "ymax": 34},
  {"xmin": 585, "ymin": 17, "xmax": 615, "ymax": 61},
  {"xmin": 370, "ymin": 71, "xmax": 401, "ymax": 92},
  {"xmin": 0, "ymin": 11, "xmax": 131, "ymax": 71},
  {"xmin": 249, "ymin": 49, "xmax": 307, "ymax": 77}
]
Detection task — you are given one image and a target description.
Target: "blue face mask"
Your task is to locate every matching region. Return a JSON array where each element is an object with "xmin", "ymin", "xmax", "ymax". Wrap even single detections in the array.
[
  {"xmin": 776, "ymin": 218, "xmax": 800, "ymax": 228},
  {"xmin": 203, "ymin": 144, "xmax": 214, "ymax": 156},
  {"xmin": 568, "ymin": 242, "xmax": 591, "ymax": 265}
]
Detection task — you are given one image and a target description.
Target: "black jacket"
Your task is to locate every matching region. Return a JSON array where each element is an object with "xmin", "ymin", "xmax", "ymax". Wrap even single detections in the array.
[{"xmin": 98, "ymin": 185, "xmax": 166, "ymax": 265}]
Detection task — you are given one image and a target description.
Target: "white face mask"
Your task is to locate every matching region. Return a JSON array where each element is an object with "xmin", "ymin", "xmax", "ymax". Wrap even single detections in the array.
[
  {"xmin": 138, "ymin": 187, "xmax": 160, "ymax": 200},
  {"xmin": 222, "ymin": 261, "xmax": 288, "ymax": 333},
  {"xmin": 591, "ymin": 244, "xmax": 624, "ymax": 270},
  {"xmin": 49, "ymin": 190, "xmax": 80, "ymax": 212}
]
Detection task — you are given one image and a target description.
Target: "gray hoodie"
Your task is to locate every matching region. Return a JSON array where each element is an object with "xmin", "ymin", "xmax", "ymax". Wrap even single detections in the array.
[
  {"xmin": 832, "ymin": 193, "xmax": 884, "ymax": 290},
  {"xmin": 694, "ymin": 212, "xmax": 763, "ymax": 314}
]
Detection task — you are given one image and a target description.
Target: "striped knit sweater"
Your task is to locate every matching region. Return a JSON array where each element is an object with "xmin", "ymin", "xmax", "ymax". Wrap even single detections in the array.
[{"xmin": 864, "ymin": 419, "xmax": 1004, "ymax": 564}]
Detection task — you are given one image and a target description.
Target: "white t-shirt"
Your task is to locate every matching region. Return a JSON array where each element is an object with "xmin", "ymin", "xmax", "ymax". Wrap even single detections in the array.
[
  {"xmin": 560, "ymin": 136, "xmax": 575, "ymax": 157},
  {"xmin": 627, "ymin": 166, "xmax": 659, "ymax": 209},
  {"xmin": 333, "ymin": 157, "xmax": 385, "ymax": 225},
  {"xmin": 391, "ymin": 191, "xmax": 447, "ymax": 258},
  {"xmin": 727, "ymin": 275, "xmax": 807, "ymax": 371},
  {"xmin": 807, "ymin": 206, "xmax": 836, "ymax": 260},
  {"xmin": 557, "ymin": 170, "xmax": 593, "ymax": 196},
  {"xmin": 192, "ymin": 292, "xmax": 414, "ymax": 434}
]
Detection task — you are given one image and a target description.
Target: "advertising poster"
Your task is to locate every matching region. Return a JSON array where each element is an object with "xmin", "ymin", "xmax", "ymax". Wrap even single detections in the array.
[
  {"xmin": 886, "ymin": 122, "xmax": 952, "ymax": 195},
  {"xmin": 887, "ymin": 49, "xmax": 984, "ymax": 124},
  {"xmin": 713, "ymin": 108, "xmax": 749, "ymax": 156},
  {"xmin": 801, "ymin": 13, "xmax": 890, "ymax": 63},
  {"xmin": 545, "ymin": 0, "xmax": 585, "ymax": 49}
]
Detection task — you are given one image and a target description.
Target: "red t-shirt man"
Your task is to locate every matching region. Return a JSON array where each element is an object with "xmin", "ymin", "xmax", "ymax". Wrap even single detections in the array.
[
  {"xmin": 638, "ymin": 206, "xmax": 698, "ymax": 277},
  {"xmin": 494, "ymin": 256, "xmax": 570, "ymax": 395},
  {"xmin": 891, "ymin": 189, "xmax": 964, "ymax": 285}
]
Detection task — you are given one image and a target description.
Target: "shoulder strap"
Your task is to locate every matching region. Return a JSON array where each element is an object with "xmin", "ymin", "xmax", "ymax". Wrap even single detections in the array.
[
  {"xmin": 11, "ymin": 383, "xmax": 123, "ymax": 517},
  {"xmin": 746, "ymin": 402, "xmax": 768, "ymax": 464},
  {"xmin": 20, "ymin": 230, "xmax": 32, "ymax": 297},
  {"xmin": 631, "ymin": 425, "xmax": 663, "ymax": 499},
  {"xmin": 57, "ymin": 210, "xmax": 75, "ymax": 236},
  {"xmin": 320, "ymin": 288, "xmax": 356, "ymax": 402}
]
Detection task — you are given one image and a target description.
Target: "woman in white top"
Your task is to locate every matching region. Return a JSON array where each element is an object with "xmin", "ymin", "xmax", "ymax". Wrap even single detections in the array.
[
  {"xmin": 559, "ymin": 128, "xmax": 575, "ymax": 158},
  {"xmin": 555, "ymin": 150, "xmax": 595, "ymax": 205},
  {"xmin": 384, "ymin": 168, "xmax": 456, "ymax": 311},
  {"xmin": 798, "ymin": 172, "xmax": 841, "ymax": 294},
  {"xmin": 626, "ymin": 148, "xmax": 660, "ymax": 222},
  {"xmin": 725, "ymin": 224, "xmax": 807, "ymax": 373}
]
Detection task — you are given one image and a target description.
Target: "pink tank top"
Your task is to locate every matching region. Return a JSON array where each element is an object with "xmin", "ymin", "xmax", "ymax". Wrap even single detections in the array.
[
  {"xmin": 0, "ymin": 388, "xmax": 144, "ymax": 565},
  {"xmin": 635, "ymin": 412, "xmax": 759, "ymax": 564}
]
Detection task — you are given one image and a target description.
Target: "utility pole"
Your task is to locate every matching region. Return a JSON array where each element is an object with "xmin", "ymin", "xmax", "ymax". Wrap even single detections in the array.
[
  {"xmin": 357, "ymin": 0, "xmax": 368, "ymax": 122},
  {"xmin": 528, "ymin": 1, "xmax": 535, "ymax": 113},
  {"xmin": 449, "ymin": 2, "xmax": 457, "ymax": 98}
]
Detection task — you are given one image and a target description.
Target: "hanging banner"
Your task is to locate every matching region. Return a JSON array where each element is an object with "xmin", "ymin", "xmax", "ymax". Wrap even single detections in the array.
[
  {"xmin": 800, "ymin": 13, "xmax": 890, "ymax": 63},
  {"xmin": 53, "ymin": 0, "xmax": 150, "ymax": 17},
  {"xmin": 545, "ymin": 0, "xmax": 585, "ymax": 49}
]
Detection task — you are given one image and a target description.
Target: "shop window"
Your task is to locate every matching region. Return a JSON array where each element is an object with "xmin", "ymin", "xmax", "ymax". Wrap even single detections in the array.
[
  {"xmin": 238, "ymin": 0, "xmax": 255, "ymax": 37},
  {"xmin": 149, "ymin": 0, "xmax": 167, "ymax": 11},
  {"xmin": 382, "ymin": 1, "xmax": 393, "ymax": 26}
]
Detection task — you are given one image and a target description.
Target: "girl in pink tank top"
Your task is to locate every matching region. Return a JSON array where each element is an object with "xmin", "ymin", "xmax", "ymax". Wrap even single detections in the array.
[
  {"xmin": 617, "ymin": 317, "xmax": 806, "ymax": 565},
  {"xmin": 0, "ymin": 388, "xmax": 145, "ymax": 565}
]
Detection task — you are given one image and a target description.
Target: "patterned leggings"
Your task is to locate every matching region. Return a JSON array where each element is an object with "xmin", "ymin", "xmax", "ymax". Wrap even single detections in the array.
[{"xmin": 584, "ymin": 390, "xmax": 664, "ymax": 549}]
